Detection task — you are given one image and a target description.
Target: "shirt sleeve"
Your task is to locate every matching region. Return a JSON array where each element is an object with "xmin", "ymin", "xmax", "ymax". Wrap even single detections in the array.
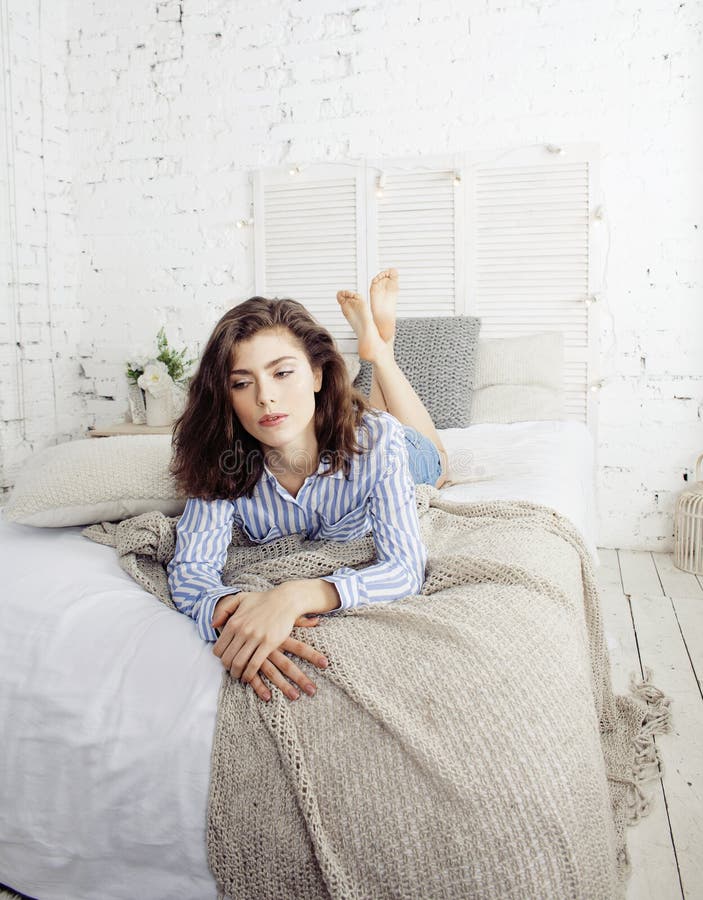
[
  {"xmin": 319, "ymin": 416, "xmax": 427, "ymax": 611},
  {"xmin": 166, "ymin": 497, "xmax": 248, "ymax": 642}
]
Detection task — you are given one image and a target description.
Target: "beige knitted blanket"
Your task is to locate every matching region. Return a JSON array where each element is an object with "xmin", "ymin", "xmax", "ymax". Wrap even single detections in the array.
[{"xmin": 84, "ymin": 486, "xmax": 672, "ymax": 900}]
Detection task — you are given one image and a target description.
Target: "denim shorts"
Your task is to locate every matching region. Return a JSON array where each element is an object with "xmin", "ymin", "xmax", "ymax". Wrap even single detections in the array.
[{"xmin": 402, "ymin": 426, "xmax": 443, "ymax": 486}]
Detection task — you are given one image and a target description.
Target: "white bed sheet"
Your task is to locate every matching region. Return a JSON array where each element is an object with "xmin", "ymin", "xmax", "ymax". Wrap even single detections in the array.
[
  {"xmin": 0, "ymin": 522, "xmax": 221, "ymax": 900},
  {"xmin": 0, "ymin": 420, "xmax": 600, "ymax": 900},
  {"xmin": 438, "ymin": 420, "xmax": 599, "ymax": 566}
]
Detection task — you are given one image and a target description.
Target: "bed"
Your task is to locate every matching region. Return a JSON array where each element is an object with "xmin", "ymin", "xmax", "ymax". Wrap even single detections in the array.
[{"xmin": 0, "ymin": 414, "xmax": 671, "ymax": 900}]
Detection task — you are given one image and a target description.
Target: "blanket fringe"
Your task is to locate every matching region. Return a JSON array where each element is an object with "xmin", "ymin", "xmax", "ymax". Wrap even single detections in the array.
[
  {"xmin": 612, "ymin": 667, "xmax": 673, "ymax": 826},
  {"xmin": 616, "ymin": 844, "xmax": 631, "ymax": 878}
]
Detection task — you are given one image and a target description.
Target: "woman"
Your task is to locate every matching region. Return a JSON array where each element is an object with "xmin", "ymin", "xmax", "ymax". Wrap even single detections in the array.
[{"xmin": 168, "ymin": 269, "xmax": 449, "ymax": 704}]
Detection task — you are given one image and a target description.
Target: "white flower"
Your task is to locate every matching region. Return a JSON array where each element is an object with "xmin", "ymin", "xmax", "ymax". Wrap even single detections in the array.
[{"xmin": 138, "ymin": 360, "xmax": 174, "ymax": 398}]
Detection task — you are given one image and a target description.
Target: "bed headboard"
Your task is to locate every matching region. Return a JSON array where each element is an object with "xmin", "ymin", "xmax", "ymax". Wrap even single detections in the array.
[{"xmin": 252, "ymin": 143, "xmax": 601, "ymax": 432}]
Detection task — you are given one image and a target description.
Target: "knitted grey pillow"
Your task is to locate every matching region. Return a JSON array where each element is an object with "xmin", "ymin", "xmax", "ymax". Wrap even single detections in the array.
[{"xmin": 353, "ymin": 316, "xmax": 481, "ymax": 428}]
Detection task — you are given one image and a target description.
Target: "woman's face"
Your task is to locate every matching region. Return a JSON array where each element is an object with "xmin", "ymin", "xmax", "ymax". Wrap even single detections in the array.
[{"xmin": 228, "ymin": 327, "xmax": 322, "ymax": 458}]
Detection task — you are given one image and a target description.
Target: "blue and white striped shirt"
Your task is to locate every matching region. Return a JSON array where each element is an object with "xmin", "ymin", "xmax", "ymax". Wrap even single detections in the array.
[{"xmin": 167, "ymin": 410, "xmax": 428, "ymax": 642}]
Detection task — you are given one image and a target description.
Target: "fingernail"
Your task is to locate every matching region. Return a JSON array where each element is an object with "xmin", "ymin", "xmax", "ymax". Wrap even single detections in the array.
[
  {"xmin": 304, "ymin": 685, "xmax": 316, "ymax": 696},
  {"xmin": 320, "ymin": 658, "xmax": 329, "ymax": 667},
  {"xmin": 263, "ymin": 692, "xmax": 271, "ymax": 702}
]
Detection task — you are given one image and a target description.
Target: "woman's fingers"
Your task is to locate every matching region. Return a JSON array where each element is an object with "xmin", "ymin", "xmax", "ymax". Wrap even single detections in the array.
[
  {"xmin": 240, "ymin": 645, "xmax": 331, "ymax": 704},
  {"xmin": 248, "ymin": 672, "xmax": 273, "ymax": 703},
  {"xmin": 259, "ymin": 658, "xmax": 302, "ymax": 702},
  {"xmin": 281, "ymin": 637, "xmax": 329, "ymax": 670},
  {"xmin": 241, "ymin": 643, "xmax": 274, "ymax": 686},
  {"xmin": 268, "ymin": 649, "xmax": 320, "ymax": 698},
  {"xmin": 220, "ymin": 631, "xmax": 249, "ymax": 671},
  {"xmin": 229, "ymin": 637, "xmax": 261, "ymax": 681},
  {"xmin": 221, "ymin": 634, "xmax": 331, "ymax": 703}
]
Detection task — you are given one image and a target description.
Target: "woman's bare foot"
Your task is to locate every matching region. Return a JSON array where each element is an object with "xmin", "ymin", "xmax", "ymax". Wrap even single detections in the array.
[
  {"xmin": 369, "ymin": 268, "xmax": 399, "ymax": 344},
  {"xmin": 336, "ymin": 290, "xmax": 389, "ymax": 362}
]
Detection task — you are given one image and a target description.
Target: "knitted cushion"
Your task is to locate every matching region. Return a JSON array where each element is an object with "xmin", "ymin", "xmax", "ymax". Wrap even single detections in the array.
[
  {"xmin": 3, "ymin": 435, "xmax": 185, "ymax": 527},
  {"xmin": 471, "ymin": 332, "xmax": 565, "ymax": 424},
  {"xmin": 353, "ymin": 316, "xmax": 481, "ymax": 428}
]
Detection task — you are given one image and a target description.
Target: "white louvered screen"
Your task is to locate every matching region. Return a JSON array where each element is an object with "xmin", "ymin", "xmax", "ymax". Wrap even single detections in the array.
[
  {"xmin": 367, "ymin": 164, "xmax": 462, "ymax": 316},
  {"xmin": 254, "ymin": 147, "xmax": 599, "ymax": 428},
  {"xmin": 564, "ymin": 359, "xmax": 589, "ymax": 421},
  {"xmin": 467, "ymin": 148, "xmax": 598, "ymax": 426},
  {"xmin": 253, "ymin": 166, "xmax": 366, "ymax": 354}
]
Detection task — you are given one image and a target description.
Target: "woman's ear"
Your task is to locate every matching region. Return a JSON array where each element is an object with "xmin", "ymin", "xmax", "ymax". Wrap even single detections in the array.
[{"xmin": 313, "ymin": 366, "xmax": 323, "ymax": 393}]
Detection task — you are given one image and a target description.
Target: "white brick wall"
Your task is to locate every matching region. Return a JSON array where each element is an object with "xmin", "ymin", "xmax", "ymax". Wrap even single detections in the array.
[
  {"xmin": 1, "ymin": 0, "xmax": 701, "ymax": 552},
  {"xmin": 0, "ymin": 0, "xmax": 84, "ymax": 493}
]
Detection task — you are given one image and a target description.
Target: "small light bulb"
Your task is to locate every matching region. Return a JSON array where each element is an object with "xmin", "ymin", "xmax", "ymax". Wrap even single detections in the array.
[
  {"xmin": 453, "ymin": 171, "xmax": 462, "ymax": 183},
  {"xmin": 546, "ymin": 144, "xmax": 563, "ymax": 154}
]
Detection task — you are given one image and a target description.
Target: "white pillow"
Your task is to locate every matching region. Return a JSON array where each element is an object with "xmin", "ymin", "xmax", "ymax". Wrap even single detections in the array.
[
  {"xmin": 341, "ymin": 353, "xmax": 361, "ymax": 382},
  {"xmin": 3, "ymin": 435, "xmax": 186, "ymax": 527},
  {"xmin": 471, "ymin": 384, "xmax": 564, "ymax": 424},
  {"xmin": 471, "ymin": 332, "xmax": 565, "ymax": 424}
]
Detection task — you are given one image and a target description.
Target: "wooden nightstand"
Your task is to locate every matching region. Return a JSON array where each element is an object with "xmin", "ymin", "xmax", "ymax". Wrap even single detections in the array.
[{"xmin": 86, "ymin": 423, "xmax": 174, "ymax": 438}]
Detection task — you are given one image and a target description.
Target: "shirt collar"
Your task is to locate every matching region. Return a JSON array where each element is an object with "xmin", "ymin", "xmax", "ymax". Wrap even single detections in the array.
[{"xmin": 262, "ymin": 455, "xmax": 347, "ymax": 482}]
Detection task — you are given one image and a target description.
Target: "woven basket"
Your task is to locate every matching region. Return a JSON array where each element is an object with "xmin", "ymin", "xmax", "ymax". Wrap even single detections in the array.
[{"xmin": 674, "ymin": 452, "xmax": 703, "ymax": 575}]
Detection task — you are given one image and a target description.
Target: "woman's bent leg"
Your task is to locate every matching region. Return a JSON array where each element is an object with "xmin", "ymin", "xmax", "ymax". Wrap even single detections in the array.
[
  {"xmin": 368, "ymin": 367, "xmax": 388, "ymax": 412},
  {"xmin": 336, "ymin": 277, "xmax": 447, "ymax": 488},
  {"xmin": 371, "ymin": 344, "xmax": 449, "ymax": 488}
]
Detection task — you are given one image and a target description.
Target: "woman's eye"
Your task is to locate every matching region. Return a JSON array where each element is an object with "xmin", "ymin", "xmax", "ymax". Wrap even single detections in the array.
[{"xmin": 230, "ymin": 371, "xmax": 292, "ymax": 390}]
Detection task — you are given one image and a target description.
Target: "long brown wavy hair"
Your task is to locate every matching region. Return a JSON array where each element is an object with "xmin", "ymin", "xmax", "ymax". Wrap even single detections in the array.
[{"xmin": 169, "ymin": 297, "xmax": 380, "ymax": 500}]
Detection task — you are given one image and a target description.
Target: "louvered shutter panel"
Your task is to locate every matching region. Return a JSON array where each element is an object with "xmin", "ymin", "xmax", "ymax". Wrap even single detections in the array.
[
  {"xmin": 253, "ymin": 167, "xmax": 366, "ymax": 354},
  {"xmin": 467, "ymin": 148, "xmax": 599, "ymax": 425},
  {"xmin": 367, "ymin": 164, "xmax": 462, "ymax": 316},
  {"xmin": 254, "ymin": 149, "xmax": 599, "ymax": 427}
]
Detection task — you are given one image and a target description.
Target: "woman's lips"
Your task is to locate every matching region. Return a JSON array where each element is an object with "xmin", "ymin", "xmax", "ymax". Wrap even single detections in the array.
[{"xmin": 259, "ymin": 415, "xmax": 288, "ymax": 427}]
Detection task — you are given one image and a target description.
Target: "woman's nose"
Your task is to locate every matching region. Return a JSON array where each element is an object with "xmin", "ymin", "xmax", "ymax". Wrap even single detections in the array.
[{"xmin": 257, "ymin": 387, "xmax": 276, "ymax": 405}]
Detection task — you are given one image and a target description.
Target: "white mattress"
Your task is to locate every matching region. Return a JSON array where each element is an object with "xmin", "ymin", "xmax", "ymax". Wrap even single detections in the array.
[{"xmin": 0, "ymin": 421, "xmax": 600, "ymax": 900}]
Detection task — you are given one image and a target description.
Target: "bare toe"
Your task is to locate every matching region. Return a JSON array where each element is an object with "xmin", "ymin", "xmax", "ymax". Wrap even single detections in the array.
[
  {"xmin": 337, "ymin": 290, "xmax": 362, "ymax": 303},
  {"xmin": 372, "ymin": 268, "xmax": 398, "ymax": 284}
]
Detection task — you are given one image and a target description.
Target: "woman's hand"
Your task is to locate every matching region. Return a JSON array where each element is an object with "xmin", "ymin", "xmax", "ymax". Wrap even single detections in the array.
[
  {"xmin": 212, "ymin": 589, "xmax": 322, "ymax": 690},
  {"xmin": 212, "ymin": 592, "xmax": 321, "ymax": 632},
  {"xmin": 250, "ymin": 638, "xmax": 329, "ymax": 703},
  {"xmin": 213, "ymin": 595, "xmax": 326, "ymax": 702}
]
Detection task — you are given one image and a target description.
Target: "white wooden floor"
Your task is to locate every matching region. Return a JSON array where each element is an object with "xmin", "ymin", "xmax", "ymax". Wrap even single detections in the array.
[
  {"xmin": 1, "ymin": 548, "xmax": 701, "ymax": 900},
  {"xmin": 598, "ymin": 549, "xmax": 703, "ymax": 900}
]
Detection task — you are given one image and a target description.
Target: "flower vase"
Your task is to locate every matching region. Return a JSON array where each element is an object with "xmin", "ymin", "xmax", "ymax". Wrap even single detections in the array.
[
  {"xmin": 127, "ymin": 380, "xmax": 147, "ymax": 424},
  {"xmin": 145, "ymin": 391, "xmax": 173, "ymax": 427}
]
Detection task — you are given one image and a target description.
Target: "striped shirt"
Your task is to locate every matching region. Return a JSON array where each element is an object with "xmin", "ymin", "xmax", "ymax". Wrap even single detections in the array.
[{"xmin": 167, "ymin": 410, "xmax": 428, "ymax": 642}]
